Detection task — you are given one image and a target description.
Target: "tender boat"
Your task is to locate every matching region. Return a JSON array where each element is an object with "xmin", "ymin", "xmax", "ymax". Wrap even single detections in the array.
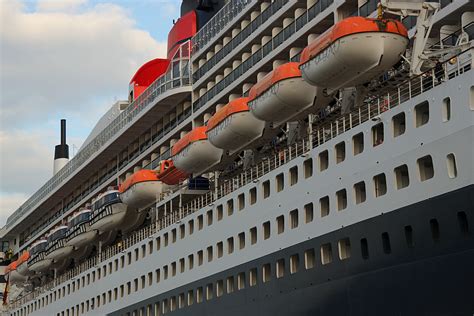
[
  {"xmin": 247, "ymin": 62, "xmax": 316, "ymax": 124},
  {"xmin": 44, "ymin": 225, "xmax": 74, "ymax": 262},
  {"xmin": 65, "ymin": 209, "xmax": 98, "ymax": 249},
  {"xmin": 27, "ymin": 239, "xmax": 53, "ymax": 273},
  {"xmin": 172, "ymin": 126, "xmax": 223, "ymax": 175},
  {"xmin": 299, "ymin": 17, "xmax": 409, "ymax": 90},
  {"xmin": 156, "ymin": 160, "xmax": 189, "ymax": 185},
  {"xmin": 5, "ymin": 261, "xmax": 27, "ymax": 284},
  {"xmin": 206, "ymin": 97, "xmax": 265, "ymax": 152},
  {"xmin": 15, "ymin": 251, "xmax": 32, "ymax": 277},
  {"xmin": 119, "ymin": 169, "xmax": 166, "ymax": 209},
  {"xmin": 89, "ymin": 189, "xmax": 128, "ymax": 233}
]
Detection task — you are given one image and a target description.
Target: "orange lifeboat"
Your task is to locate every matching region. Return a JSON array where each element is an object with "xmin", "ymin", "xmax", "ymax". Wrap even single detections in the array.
[
  {"xmin": 172, "ymin": 126, "xmax": 223, "ymax": 175},
  {"xmin": 300, "ymin": 17, "xmax": 408, "ymax": 89},
  {"xmin": 5, "ymin": 260, "xmax": 27, "ymax": 284},
  {"xmin": 248, "ymin": 62, "xmax": 316, "ymax": 124},
  {"xmin": 119, "ymin": 169, "xmax": 166, "ymax": 209},
  {"xmin": 156, "ymin": 160, "xmax": 189, "ymax": 185},
  {"xmin": 16, "ymin": 251, "xmax": 32, "ymax": 277},
  {"xmin": 206, "ymin": 97, "xmax": 265, "ymax": 152}
]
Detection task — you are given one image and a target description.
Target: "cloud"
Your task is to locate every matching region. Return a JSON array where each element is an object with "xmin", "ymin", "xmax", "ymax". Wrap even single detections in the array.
[
  {"xmin": 0, "ymin": 193, "xmax": 29, "ymax": 227},
  {"xmin": 0, "ymin": 0, "xmax": 167, "ymax": 129},
  {"xmin": 36, "ymin": 0, "xmax": 88, "ymax": 12}
]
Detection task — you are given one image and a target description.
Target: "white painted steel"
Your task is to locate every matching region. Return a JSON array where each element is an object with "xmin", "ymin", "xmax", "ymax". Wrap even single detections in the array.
[
  {"xmin": 120, "ymin": 181, "xmax": 165, "ymax": 209},
  {"xmin": 173, "ymin": 140, "xmax": 223, "ymax": 175}
]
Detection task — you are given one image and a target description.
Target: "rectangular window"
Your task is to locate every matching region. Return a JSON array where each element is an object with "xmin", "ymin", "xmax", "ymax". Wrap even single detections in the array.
[
  {"xmin": 277, "ymin": 215, "xmax": 285, "ymax": 234},
  {"xmin": 180, "ymin": 224, "xmax": 185, "ymax": 239},
  {"xmin": 216, "ymin": 280, "xmax": 224, "ymax": 297},
  {"xmin": 263, "ymin": 180, "xmax": 270, "ymax": 199},
  {"xmin": 206, "ymin": 284, "xmax": 213, "ymax": 300},
  {"xmin": 171, "ymin": 262, "xmax": 176, "ymax": 276},
  {"xmin": 250, "ymin": 227, "xmax": 257, "ymax": 245},
  {"xmin": 187, "ymin": 290, "xmax": 194, "ymax": 306},
  {"xmin": 196, "ymin": 287, "xmax": 203, "ymax": 303},
  {"xmin": 290, "ymin": 254, "xmax": 299, "ymax": 274},
  {"xmin": 415, "ymin": 101, "xmax": 429, "ymax": 127},
  {"xmin": 430, "ymin": 218, "xmax": 440, "ymax": 241},
  {"xmin": 372, "ymin": 123, "xmax": 384, "ymax": 146},
  {"xmin": 207, "ymin": 246, "xmax": 213, "ymax": 262},
  {"xmin": 276, "ymin": 259, "xmax": 285, "ymax": 278},
  {"xmin": 198, "ymin": 250, "xmax": 203, "ymax": 266},
  {"xmin": 392, "ymin": 112, "xmax": 406, "ymax": 137},
  {"xmin": 394, "ymin": 165, "xmax": 410, "ymax": 189},
  {"xmin": 304, "ymin": 249, "xmax": 315, "ymax": 269},
  {"xmin": 382, "ymin": 232, "xmax": 391, "ymax": 254},
  {"xmin": 155, "ymin": 269, "xmax": 160, "ymax": 283},
  {"xmin": 320, "ymin": 196, "xmax": 330, "ymax": 217},
  {"xmin": 262, "ymin": 264, "xmax": 271, "ymax": 283},
  {"xmin": 446, "ymin": 153, "xmax": 458, "ymax": 179},
  {"xmin": 226, "ymin": 276, "xmax": 235, "ymax": 294},
  {"xmin": 179, "ymin": 258, "xmax": 185, "ymax": 273},
  {"xmin": 164, "ymin": 233, "xmax": 169, "ymax": 247},
  {"xmin": 321, "ymin": 243, "xmax": 333, "ymax": 265},
  {"xmin": 250, "ymin": 187, "xmax": 257, "ymax": 205},
  {"xmin": 319, "ymin": 150, "xmax": 329, "ymax": 171},
  {"xmin": 148, "ymin": 240, "xmax": 153, "ymax": 255},
  {"xmin": 335, "ymin": 142, "xmax": 346, "ymax": 163},
  {"xmin": 336, "ymin": 189, "xmax": 347, "ymax": 211},
  {"xmin": 373, "ymin": 173, "xmax": 387, "ymax": 197},
  {"xmin": 178, "ymin": 293, "xmax": 185, "ymax": 309},
  {"xmin": 148, "ymin": 272, "xmax": 153, "ymax": 286},
  {"xmin": 238, "ymin": 193, "xmax": 245, "ymax": 210},
  {"xmin": 249, "ymin": 268, "xmax": 257, "ymax": 286},
  {"xmin": 276, "ymin": 173, "xmax": 284, "ymax": 192},
  {"xmin": 457, "ymin": 211, "xmax": 469, "ymax": 234},
  {"xmin": 263, "ymin": 221, "xmax": 270, "ymax": 240},
  {"xmin": 304, "ymin": 158, "xmax": 313, "ymax": 178},
  {"xmin": 290, "ymin": 209, "xmax": 298, "ymax": 229},
  {"xmin": 198, "ymin": 215, "xmax": 204, "ymax": 230},
  {"xmin": 442, "ymin": 97, "xmax": 451, "ymax": 122},
  {"xmin": 141, "ymin": 275, "xmax": 146, "ymax": 289},
  {"xmin": 289, "ymin": 166, "xmax": 298, "ymax": 185},
  {"xmin": 188, "ymin": 219, "xmax": 194, "ymax": 235},
  {"xmin": 352, "ymin": 132, "xmax": 364, "ymax": 155},
  {"xmin": 237, "ymin": 272, "xmax": 246, "ymax": 290},
  {"xmin": 188, "ymin": 254, "xmax": 194, "ymax": 270},
  {"xmin": 354, "ymin": 181, "xmax": 366, "ymax": 204},
  {"xmin": 338, "ymin": 238, "xmax": 351, "ymax": 260},
  {"xmin": 405, "ymin": 225, "xmax": 414, "ymax": 247},
  {"xmin": 141, "ymin": 245, "xmax": 146, "ymax": 258},
  {"xmin": 227, "ymin": 199, "xmax": 234, "ymax": 216},
  {"xmin": 238, "ymin": 232, "xmax": 245, "ymax": 249},
  {"xmin": 217, "ymin": 205, "xmax": 223, "ymax": 221},
  {"xmin": 217, "ymin": 242, "xmax": 223, "ymax": 258},
  {"xmin": 305, "ymin": 203, "xmax": 314, "ymax": 223},
  {"xmin": 227, "ymin": 237, "xmax": 234, "ymax": 254},
  {"xmin": 417, "ymin": 155, "xmax": 434, "ymax": 181},
  {"xmin": 207, "ymin": 210, "xmax": 213, "ymax": 226}
]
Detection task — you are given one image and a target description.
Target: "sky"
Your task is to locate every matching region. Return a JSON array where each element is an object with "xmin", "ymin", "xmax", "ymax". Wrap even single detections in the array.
[{"xmin": 0, "ymin": 0, "xmax": 181, "ymax": 226}]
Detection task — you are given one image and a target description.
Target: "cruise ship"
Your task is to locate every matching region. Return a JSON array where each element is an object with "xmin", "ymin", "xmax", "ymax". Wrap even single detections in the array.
[{"xmin": 1, "ymin": 0, "xmax": 473, "ymax": 315}]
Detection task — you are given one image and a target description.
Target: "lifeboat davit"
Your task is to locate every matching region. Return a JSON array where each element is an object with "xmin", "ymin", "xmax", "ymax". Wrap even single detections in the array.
[
  {"xmin": 28, "ymin": 239, "xmax": 53, "ymax": 273},
  {"xmin": 65, "ymin": 209, "xmax": 98, "ymax": 249},
  {"xmin": 119, "ymin": 170, "xmax": 166, "ymax": 209},
  {"xmin": 44, "ymin": 225, "xmax": 74, "ymax": 262},
  {"xmin": 248, "ymin": 62, "xmax": 316, "ymax": 124},
  {"xmin": 206, "ymin": 97, "xmax": 265, "ymax": 152},
  {"xmin": 16, "ymin": 251, "xmax": 32, "ymax": 277},
  {"xmin": 299, "ymin": 17, "xmax": 409, "ymax": 89},
  {"xmin": 172, "ymin": 126, "xmax": 223, "ymax": 175},
  {"xmin": 5, "ymin": 261, "xmax": 27, "ymax": 284},
  {"xmin": 156, "ymin": 160, "xmax": 188, "ymax": 185},
  {"xmin": 89, "ymin": 190, "xmax": 128, "ymax": 233}
]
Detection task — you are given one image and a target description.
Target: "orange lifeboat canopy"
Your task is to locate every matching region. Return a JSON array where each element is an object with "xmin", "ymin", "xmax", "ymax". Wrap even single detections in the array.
[
  {"xmin": 172, "ymin": 126, "xmax": 223, "ymax": 175},
  {"xmin": 5, "ymin": 261, "xmax": 18, "ymax": 274},
  {"xmin": 247, "ymin": 62, "xmax": 316, "ymax": 123},
  {"xmin": 157, "ymin": 160, "xmax": 189, "ymax": 185},
  {"xmin": 300, "ymin": 17, "xmax": 409, "ymax": 89},
  {"xmin": 17, "ymin": 251, "xmax": 30, "ymax": 265},
  {"xmin": 119, "ymin": 169, "xmax": 159, "ymax": 193},
  {"xmin": 206, "ymin": 97, "xmax": 265, "ymax": 151}
]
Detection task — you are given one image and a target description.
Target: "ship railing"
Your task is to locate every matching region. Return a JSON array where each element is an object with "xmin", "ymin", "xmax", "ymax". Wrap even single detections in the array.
[
  {"xmin": 192, "ymin": 0, "xmax": 254, "ymax": 56},
  {"xmin": 65, "ymin": 223, "xmax": 87, "ymax": 243},
  {"xmin": 8, "ymin": 48, "xmax": 472, "ymax": 311},
  {"xmin": 6, "ymin": 46, "xmax": 192, "ymax": 236}
]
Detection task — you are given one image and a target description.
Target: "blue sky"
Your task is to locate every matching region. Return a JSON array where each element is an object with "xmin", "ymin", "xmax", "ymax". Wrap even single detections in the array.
[{"xmin": 0, "ymin": 0, "xmax": 181, "ymax": 225}]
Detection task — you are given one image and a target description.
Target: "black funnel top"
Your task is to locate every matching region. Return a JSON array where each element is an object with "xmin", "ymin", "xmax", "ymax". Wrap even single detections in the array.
[{"xmin": 54, "ymin": 119, "xmax": 69, "ymax": 159}]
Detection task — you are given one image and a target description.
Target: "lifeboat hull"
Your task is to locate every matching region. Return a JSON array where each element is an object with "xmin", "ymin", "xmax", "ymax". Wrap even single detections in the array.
[
  {"xmin": 207, "ymin": 111, "xmax": 265, "ymax": 151},
  {"xmin": 65, "ymin": 229, "xmax": 98, "ymax": 249},
  {"xmin": 7, "ymin": 270, "xmax": 27, "ymax": 284},
  {"xmin": 300, "ymin": 32, "xmax": 408, "ymax": 89},
  {"xmin": 249, "ymin": 77, "xmax": 316, "ymax": 123},
  {"xmin": 17, "ymin": 261, "xmax": 32, "ymax": 276},
  {"xmin": 173, "ymin": 140, "xmax": 223, "ymax": 175},
  {"xmin": 120, "ymin": 181, "xmax": 166, "ymax": 209},
  {"xmin": 45, "ymin": 244, "xmax": 74, "ymax": 261},
  {"xmin": 89, "ymin": 202, "xmax": 128, "ymax": 233},
  {"xmin": 29, "ymin": 258, "xmax": 53, "ymax": 273}
]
